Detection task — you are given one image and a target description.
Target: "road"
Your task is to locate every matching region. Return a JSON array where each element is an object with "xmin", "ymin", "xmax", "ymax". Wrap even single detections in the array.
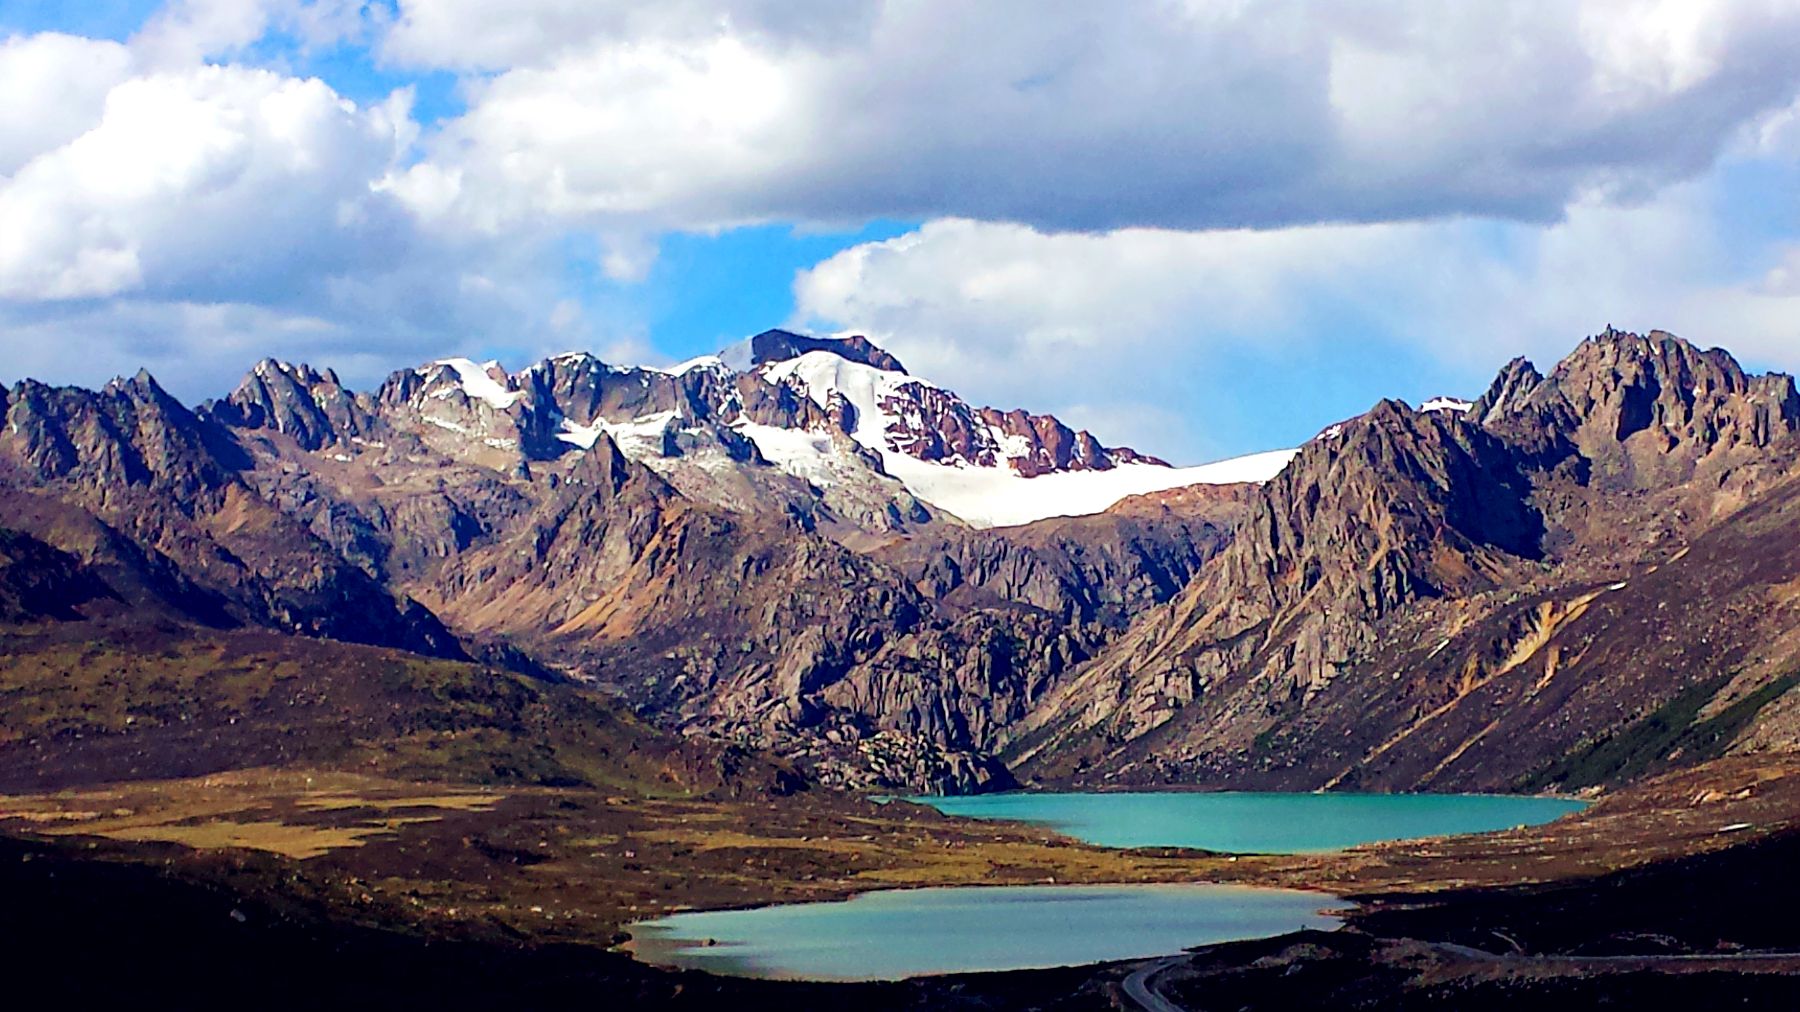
[
  {"xmin": 1121, "ymin": 955, "xmax": 1188, "ymax": 1012},
  {"xmin": 1429, "ymin": 942, "xmax": 1800, "ymax": 966},
  {"xmin": 1119, "ymin": 944, "xmax": 1800, "ymax": 1011}
]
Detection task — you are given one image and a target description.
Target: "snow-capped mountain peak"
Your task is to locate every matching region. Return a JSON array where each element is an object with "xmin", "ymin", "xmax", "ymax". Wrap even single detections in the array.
[{"xmin": 219, "ymin": 329, "xmax": 1296, "ymax": 530}]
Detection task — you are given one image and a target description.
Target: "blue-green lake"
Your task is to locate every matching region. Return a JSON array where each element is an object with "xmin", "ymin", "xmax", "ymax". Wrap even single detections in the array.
[
  {"xmin": 911, "ymin": 791, "xmax": 1588, "ymax": 853},
  {"xmin": 628, "ymin": 883, "xmax": 1341, "ymax": 981},
  {"xmin": 626, "ymin": 792, "xmax": 1585, "ymax": 980}
]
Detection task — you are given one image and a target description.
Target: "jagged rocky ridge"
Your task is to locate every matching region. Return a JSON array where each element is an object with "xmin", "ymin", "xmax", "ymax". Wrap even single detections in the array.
[
  {"xmin": 6, "ymin": 330, "xmax": 1258, "ymax": 793},
  {"xmin": 201, "ymin": 328, "xmax": 1217, "ymax": 535},
  {"xmin": 0, "ymin": 372, "xmax": 461, "ymax": 656},
  {"xmin": 9, "ymin": 326, "xmax": 1800, "ymax": 796}
]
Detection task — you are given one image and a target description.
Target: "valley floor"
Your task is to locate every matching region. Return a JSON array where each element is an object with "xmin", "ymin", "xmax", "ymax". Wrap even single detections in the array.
[{"xmin": 6, "ymin": 756, "xmax": 1800, "ymax": 1007}]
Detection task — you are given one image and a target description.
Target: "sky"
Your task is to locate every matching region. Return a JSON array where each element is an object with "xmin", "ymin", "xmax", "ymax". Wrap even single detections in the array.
[{"xmin": 2, "ymin": 2, "xmax": 1800, "ymax": 462}]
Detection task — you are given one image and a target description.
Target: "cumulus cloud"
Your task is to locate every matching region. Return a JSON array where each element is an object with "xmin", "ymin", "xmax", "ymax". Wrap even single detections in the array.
[
  {"xmin": 0, "ymin": 27, "xmax": 599, "ymax": 400},
  {"xmin": 395, "ymin": 0, "xmax": 1800, "ymax": 235},
  {"xmin": 7, "ymin": 1, "xmax": 1800, "ymax": 434},
  {"xmin": 0, "ymin": 33, "xmax": 135, "ymax": 175},
  {"xmin": 792, "ymin": 186, "xmax": 1800, "ymax": 458},
  {"xmin": 0, "ymin": 64, "xmax": 413, "ymax": 301}
]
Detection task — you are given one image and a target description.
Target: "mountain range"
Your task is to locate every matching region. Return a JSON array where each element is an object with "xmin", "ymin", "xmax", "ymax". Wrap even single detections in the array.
[{"xmin": 5, "ymin": 325, "xmax": 1800, "ymax": 795}]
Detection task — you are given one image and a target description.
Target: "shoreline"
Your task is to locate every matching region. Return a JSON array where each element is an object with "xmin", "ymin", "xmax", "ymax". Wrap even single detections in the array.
[{"xmin": 618, "ymin": 880, "xmax": 1351, "ymax": 983}]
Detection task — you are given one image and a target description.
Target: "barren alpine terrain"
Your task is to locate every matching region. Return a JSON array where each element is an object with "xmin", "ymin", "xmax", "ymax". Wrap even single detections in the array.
[{"xmin": 3, "ymin": 324, "xmax": 1800, "ymax": 1007}]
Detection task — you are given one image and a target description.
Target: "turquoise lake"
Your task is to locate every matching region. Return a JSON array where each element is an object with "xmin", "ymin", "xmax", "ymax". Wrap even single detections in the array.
[
  {"xmin": 910, "ymin": 791, "xmax": 1588, "ymax": 853},
  {"xmin": 625, "ymin": 792, "xmax": 1586, "ymax": 980},
  {"xmin": 628, "ymin": 883, "xmax": 1342, "ymax": 981}
]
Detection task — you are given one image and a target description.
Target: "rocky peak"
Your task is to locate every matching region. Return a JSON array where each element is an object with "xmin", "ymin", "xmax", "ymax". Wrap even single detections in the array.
[
  {"xmin": 742, "ymin": 329, "xmax": 908, "ymax": 373},
  {"xmin": 562, "ymin": 430, "xmax": 647, "ymax": 498},
  {"xmin": 1469, "ymin": 356, "xmax": 1549, "ymax": 426},
  {"xmin": 974, "ymin": 406, "xmax": 1166, "ymax": 476},
  {"xmin": 1014, "ymin": 397, "xmax": 1548, "ymax": 769},
  {"xmin": 371, "ymin": 358, "xmax": 533, "ymax": 460},
  {"xmin": 520, "ymin": 352, "xmax": 739, "ymax": 428},
  {"xmin": 2, "ymin": 371, "xmax": 222, "ymax": 500},
  {"xmin": 1476, "ymin": 327, "xmax": 1800, "ymax": 488},
  {"xmin": 207, "ymin": 358, "xmax": 377, "ymax": 451},
  {"xmin": 760, "ymin": 347, "xmax": 1161, "ymax": 479},
  {"xmin": 1223, "ymin": 398, "xmax": 1543, "ymax": 623}
]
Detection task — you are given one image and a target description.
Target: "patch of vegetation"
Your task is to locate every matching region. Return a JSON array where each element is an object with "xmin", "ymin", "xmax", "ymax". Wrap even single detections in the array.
[
  {"xmin": 85, "ymin": 818, "xmax": 420, "ymax": 860},
  {"xmin": 0, "ymin": 619, "xmax": 792, "ymax": 799},
  {"xmin": 1519, "ymin": 672, "xmax": 1800, "ymax": 791}
]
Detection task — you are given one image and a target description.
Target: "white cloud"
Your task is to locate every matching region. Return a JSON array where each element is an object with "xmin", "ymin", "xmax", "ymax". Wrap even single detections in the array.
[
  {"xmin": 130, "ymin": 0, "xmax": 369, "ymax": 66},
  {"xmin": 0, "ymin": 28, "xmax": 599, "ymax": 400},
  {"xmin": 393, "ymin": 0, "xmax": 1800, "ymax": 236},
  {"xmin": 381, "ymin": 0, "xmax": 870, "ymax": 72},
  {"xmin": 0, "ymin": 33, "xmax": 135, "ymax": 176},
  {"xmin": 6, "ymin": 1, "xmax": 1800, "ymax": 435},
  {"xmin": 792, "ymin": 184, "xmax": 1800, "ymax": 458},
  {"xmin": 0, "ymin": 63, "xmax": 410, "ymax": 301}
]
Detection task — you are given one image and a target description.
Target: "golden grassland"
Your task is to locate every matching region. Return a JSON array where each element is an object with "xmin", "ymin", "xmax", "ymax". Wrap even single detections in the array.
[
  {"xmin": 1, "ymin": 771, "xmax": 508, "ymax": 859},
  {"xmin": 0, "ymin": 766, "xmax": 1238, "ymax": 940}
]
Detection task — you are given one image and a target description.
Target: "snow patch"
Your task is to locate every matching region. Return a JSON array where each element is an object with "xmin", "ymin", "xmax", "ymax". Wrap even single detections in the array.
[
  {"xmin": 435, "ymin": 358, "xmax": 523, "ymax": 410},
  {"xmin": 716, "ymin": 336, "xmax": 755, "ymax": 372},
  {"xmin": 557, "ymin": 411, "xmax": 679, "ymax": 455},
  {"xmin": 733, "ymin": 422, "xmax": 846, "ymax": 489},
  {"xmin": 646, "ymin": 355, "xmax": 728, "ymax": 376},
  {"xmin": 754, "ymin": 349, "xmax": 1294, "ymax": 527},
  {"xmin": 878, "ymin": 450, "xmax": 1297, "ymax": 528},
  {"xmin": 1420, "ymin": 397, "xmax": 1473, "ymax": 414}
]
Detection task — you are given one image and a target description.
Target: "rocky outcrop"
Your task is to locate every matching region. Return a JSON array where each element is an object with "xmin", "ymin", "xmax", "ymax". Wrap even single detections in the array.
[
  {"xmin": 745, "ymin": 328, "xmax": 908, "ymax": 373},
  {"xmin": 206, "ymin": 360, "xmax": 380, "ymax": 452},
  {"xmin": 815, "ymin": 368, "xmax": 1161, "ymax": 476},
  {"xmin": 810, "ymin": 730, "xmax": 1018, "ymax": 795},
  {"xmin": 1013, "ymin": 328, "xmax": 1800, "ymax": 791},
  {"xmin": 975, "ymin": 406, "xmax": 1166, "ymax": 475},
  {"xmin": 0, "ymin": 372, "xmax": 462, "ymax": 658},
  {"xmin": 1476, "ymin": 327, "xmax": 1800, "ymax": 488}
]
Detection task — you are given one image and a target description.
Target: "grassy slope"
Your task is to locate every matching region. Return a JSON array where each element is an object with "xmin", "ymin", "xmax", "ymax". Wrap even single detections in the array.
[
  {"xmin": 0, "ymin": 617, "xmax": 794, "ymax": 797},
  {"xmin": 1519, "ymin": 673, "xmax": 1800, "ymax": 791}
]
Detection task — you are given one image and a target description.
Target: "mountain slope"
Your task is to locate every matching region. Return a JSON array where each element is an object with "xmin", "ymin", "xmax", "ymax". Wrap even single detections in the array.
[
  {"xmin": 12, "ymin": 324, "xmax": 1800, "ymax": 798},
  {"xmin": 407, "ymin": 433, "xmax": 1084, "ymax": 791},
  {"xmin": 0, "ymin": 373, "xmax": 461, "ymax": 657},
  {"xmin": 1012, "ymin": 329, "xmax": 1800, "ymax": 791}
]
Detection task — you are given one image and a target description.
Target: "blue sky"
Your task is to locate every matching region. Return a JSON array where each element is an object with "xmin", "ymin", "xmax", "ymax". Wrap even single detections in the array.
[{"xmin": 3, "ymin": 1, "xmax": 1800, "ymax": 461}]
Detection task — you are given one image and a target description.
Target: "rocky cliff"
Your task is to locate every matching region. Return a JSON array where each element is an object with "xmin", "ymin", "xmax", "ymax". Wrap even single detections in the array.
[{"xmin": 1011, "ymin": 329, "xmax": 1800, "ymax": 792}]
